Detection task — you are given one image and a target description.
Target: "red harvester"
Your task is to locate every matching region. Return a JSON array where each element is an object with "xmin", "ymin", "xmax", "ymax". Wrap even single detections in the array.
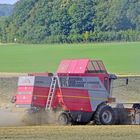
[{"xmin": 14, "ymin": 59, "xmax": 140, "ymax": 125}]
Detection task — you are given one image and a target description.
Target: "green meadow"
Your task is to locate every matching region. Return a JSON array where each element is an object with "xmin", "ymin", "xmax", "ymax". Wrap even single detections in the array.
[{"xmin": 0, "ymin": 42, "xmax": 140, "ymax": 74}]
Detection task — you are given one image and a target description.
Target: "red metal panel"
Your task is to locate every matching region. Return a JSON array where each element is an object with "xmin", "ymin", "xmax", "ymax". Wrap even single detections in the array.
[
  {"xmin": 58, "ymin": 88, "xmax": 92, "ymax": 112},
  {"xmin": 64, "ymin": 103, "xmax": 91, "ymax": 112},
  {"xmin": 16, "ymin": 94, "xmax": 32, "ymax": 105},
  {"xmin": 67, "ymin": 60, "xmax": 78, "ymax": 73},
  {"xmin": 32, "ymin": 86, "xmax": 49, "ymax": 107},
  {"xmin": 32, "ymin": 96, "xmax": 47, "ymax": 107},
  {"xmin": 57, "ymin": 59, "xmax": 89, "ymax": 74},
  {"xmin": 63, "ymin": 97, "xmax": 90, "ymax": 104},
  {"xmin": 57, "ymin": 60, "xmax": 71, "ymax": 73},
  {"xmin": 33, "ymin": 86, "xmax": 49, "ymax": 96},
  {"xmin": 60, "ymin": 88, "xmax": 88, "ymax": 97},
  {"xmin": 32, "ymin": 87, "xmax": 58, "ymax": 108},
  {"xmin": 74, "ymin": 59, "xmax": 89, "ymax": 73},
  {"xmin": 18, "ymin": 86, "xmax": 34, "ymax": 92}
]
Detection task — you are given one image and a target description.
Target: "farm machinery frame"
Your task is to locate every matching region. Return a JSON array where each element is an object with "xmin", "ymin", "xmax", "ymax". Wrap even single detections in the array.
[{"xmin": 13, "ymin": 59, "xmax": 140, "ymax": 125}]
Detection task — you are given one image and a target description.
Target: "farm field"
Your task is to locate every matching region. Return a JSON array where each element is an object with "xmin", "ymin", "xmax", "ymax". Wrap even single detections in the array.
[
  {"xmin": 0, "ymin": 42, "xmax": 140, "ymax": 74},
  {"xmin": 0, "ymin": 42, "xmax": 140, "ymax": 139},
  {"xmin": 0, "ymin": 125, "xmax": 140, "ymax": 140}
]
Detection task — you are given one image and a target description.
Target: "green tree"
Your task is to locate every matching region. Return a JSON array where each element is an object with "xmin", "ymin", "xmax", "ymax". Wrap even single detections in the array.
[{"xmin": 1, "ymin": 0, "xmax": 140, "ymax": 43}]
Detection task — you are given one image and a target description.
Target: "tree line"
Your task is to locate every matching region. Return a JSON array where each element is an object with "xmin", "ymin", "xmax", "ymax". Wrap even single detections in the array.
[{"xmin": 0, "ymin": 0, "xmax": 140, "ymax": 43}]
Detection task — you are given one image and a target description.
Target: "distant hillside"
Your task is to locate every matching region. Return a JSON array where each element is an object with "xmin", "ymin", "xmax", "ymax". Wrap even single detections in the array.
[
  {"xmin": 0, "ymin": 4, "xmax": 14, "ymax": 17},
  {"xmin": 0, "ymin": 0, "xmax": 140, "ymax": 43}
]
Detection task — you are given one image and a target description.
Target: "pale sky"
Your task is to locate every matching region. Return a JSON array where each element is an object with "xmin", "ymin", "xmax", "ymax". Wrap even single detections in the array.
[{"xmin": 0, "ymin": 0, "xmax": 19, "ymax": 4}]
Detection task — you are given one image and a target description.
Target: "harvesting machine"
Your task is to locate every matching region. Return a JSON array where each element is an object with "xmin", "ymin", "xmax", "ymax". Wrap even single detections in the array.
[{"xmin": 13, "ymin": 59, "xmax": 140, "ymax": 125}]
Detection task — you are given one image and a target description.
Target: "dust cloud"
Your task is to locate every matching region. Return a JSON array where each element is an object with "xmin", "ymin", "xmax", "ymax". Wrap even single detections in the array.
[{"xmin": 22, "ymin": 109, "xmax": 61, "ymax": 125}]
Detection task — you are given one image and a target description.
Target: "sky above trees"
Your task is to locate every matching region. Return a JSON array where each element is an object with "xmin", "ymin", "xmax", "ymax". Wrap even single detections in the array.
[{"xmin": 0, "ymin": 0, "xmax": 19, "ymax": 4}]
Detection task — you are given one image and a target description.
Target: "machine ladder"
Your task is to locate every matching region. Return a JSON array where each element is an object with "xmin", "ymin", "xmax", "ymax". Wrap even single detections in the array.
[{"xmin": 45, "ymin": 76, "xmax": 61, "ymax": 110}]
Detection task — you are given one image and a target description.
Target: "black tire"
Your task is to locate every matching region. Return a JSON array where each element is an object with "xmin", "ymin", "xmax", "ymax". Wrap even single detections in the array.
[
  {"xmin": 58, "ymin": 113, "xmax": 70, "ymax": 125},
  {"xmin": 94, "ymin": 104, "xmax": 117, "ymax": 125}
]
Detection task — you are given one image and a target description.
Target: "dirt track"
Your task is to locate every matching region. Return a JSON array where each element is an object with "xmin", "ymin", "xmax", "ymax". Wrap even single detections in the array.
[{"xmin": 0, "ymin": 74, "xmax": 140, "ymax": 127}]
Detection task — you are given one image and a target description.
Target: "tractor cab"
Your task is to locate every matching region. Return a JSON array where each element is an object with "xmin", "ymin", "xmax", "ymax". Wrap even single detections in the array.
[{"xmin": 57, "ymin": 59, "xmax": 116, "ymax": 93}]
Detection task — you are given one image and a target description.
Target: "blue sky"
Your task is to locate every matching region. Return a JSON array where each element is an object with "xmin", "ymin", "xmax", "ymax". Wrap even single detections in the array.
[{"xmin": 0, "ymin": 0, "xmax": 19, "ymax": 4}]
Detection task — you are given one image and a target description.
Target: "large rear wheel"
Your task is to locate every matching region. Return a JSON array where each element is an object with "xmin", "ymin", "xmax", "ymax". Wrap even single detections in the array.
[
  {"xmin": 58, "ymin": 113, "xmax": 70, "ymax": 125},
  {"xmin": 94, "ymin": 104, "xmax": 117, "ymax": 125}
]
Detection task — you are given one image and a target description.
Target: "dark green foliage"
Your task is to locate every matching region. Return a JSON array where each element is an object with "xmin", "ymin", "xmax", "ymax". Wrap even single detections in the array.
[{"xmin": 0, "ymin": 0, "xmax": 139, "ymax": 43}]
